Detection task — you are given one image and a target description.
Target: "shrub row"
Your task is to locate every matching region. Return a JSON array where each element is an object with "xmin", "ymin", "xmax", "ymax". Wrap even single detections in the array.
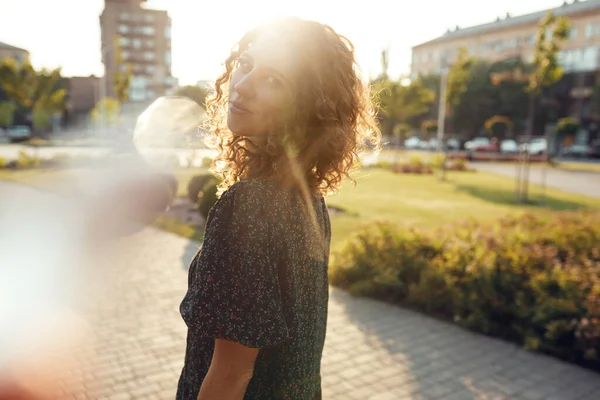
[
  {"xmin": 187, "ymin": 173, "xmax": 221, "ymax": 219},
  {"xmin": 371, "ymin": 156, "xmax": 473, "ymax": 174},
  {"xmin": 330, "ymin": 211, "xmax": 600, "ymax": 368}
]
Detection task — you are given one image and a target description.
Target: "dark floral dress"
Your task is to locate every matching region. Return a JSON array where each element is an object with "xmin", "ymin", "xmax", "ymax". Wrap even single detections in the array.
[{"xmin": 176, "ymin": 179, "xmax": 331, "ymax": 400}]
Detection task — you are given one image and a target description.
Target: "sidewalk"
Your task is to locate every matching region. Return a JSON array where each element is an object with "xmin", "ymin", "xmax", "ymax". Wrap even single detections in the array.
[
  {"xmin": 72, "ymin": 228, "xmax": 600, "ymax": 400},
  {"xmin": 471, "ymin": 162, "xmax": 600, "ymax": 200}
]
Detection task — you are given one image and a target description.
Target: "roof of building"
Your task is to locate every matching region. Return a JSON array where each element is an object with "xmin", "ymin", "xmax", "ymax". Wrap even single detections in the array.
[
  {"xmin": 0, "ymin": 41, "xmax": 29, "ymax": 53},
  {"xmin": 413, "ymin": 0, "xmax": 600, "ymax": 49}
]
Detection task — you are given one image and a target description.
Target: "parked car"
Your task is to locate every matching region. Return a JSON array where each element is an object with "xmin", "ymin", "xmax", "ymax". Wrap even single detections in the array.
[
  {"xmin": 446, "ymin": 138, "xmax": 460, "ymax": 151},
  {"xmin": 560, "ymin": 144, "xmax": 592, "ymax": 158},
  {"xmin": 465, "ymin": 137, "xmax": 490, "ymax": 151},
  {"xmin": 404, "ymin": 137, "xmax": 421, "ymax": 149},
  {"xmin": 500, "ymin": 139, "xmax": 519, "ymax": 154},
  {"xmin": 7, "ymin": 125, "xmax": 32, "ymax": 142},
  {"xmin": 526, "ymin": 138, "xmax": 547, "ymax": 155}
]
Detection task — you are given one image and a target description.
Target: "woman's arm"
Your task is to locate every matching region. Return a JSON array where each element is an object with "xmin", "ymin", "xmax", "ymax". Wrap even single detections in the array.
[{"xmin": 197, "ymin": 339, "xmax": 259, "ymax": 400}]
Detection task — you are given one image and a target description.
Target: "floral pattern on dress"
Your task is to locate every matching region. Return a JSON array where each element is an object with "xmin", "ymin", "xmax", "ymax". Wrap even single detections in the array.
[{"xmin": 176, "ymin": 179, "xmax": 331, "ymax": 400}]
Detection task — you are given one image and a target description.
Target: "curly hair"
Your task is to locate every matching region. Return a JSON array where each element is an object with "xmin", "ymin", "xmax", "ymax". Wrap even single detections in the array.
[{"xmin": 203, "ymin": 17, "xmax": 381, "ymax": 197}]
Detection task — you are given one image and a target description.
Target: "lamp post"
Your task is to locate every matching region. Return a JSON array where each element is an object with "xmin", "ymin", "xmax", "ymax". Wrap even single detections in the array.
[{"xmin": 437, "ymin": 58, "xmax": 449, "ymax": 180}]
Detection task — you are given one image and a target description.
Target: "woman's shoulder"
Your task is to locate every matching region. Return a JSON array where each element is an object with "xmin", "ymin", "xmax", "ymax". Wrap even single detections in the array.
[{"xmin": 221, "ymin": 179, "xmax": 290, "ymax": 206}]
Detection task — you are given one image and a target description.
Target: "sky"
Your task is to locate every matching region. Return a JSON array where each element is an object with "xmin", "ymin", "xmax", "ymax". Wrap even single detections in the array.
[{"xmin": 0, "ymin": 0, "xmax": 567, "ymax": 85}]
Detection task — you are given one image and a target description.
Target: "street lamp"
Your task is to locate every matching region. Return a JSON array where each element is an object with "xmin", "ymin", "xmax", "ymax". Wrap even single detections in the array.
[
  {"xmin": 437, "ymin": 58, "xmax": 449, "ymax": 153},
  {"xmin": 437, "ymin": 58, "xmax": 450, "ymax": 180}
]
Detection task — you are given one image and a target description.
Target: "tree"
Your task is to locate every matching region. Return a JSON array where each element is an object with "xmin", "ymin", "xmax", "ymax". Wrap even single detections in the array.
[
  {"xmin": 0, "ymin": 59, "xmax": 66, "ymax": 129},
  {"xmin": 592, "ymin": 71, "xmax": 600, "ymax": 119},
  {"xmin": 175, "ymin": 85, "xmax": 211, "ymax": 110},
  {"xmin": 484, "ymin": 115, "xmax": 513, "ymax": 139},
  {"xmin": 445, "ymin": 47, "xmax": 473, "ymax": 109},
  {"xmin": 372, "ymin": 77, "xmax": 435, "ymax": 137},
  {"xmin": 519, "ymin": 12, "xmax": 570, "ymax": 202},
  {"xmin": 526, "ymin": 12, "xmax": 570, "ymax": 135},
  {"xmin": 113, "ymin": 36, "xmax": 133, "ymax": 104},
  {"xmin": 91, "ymin": 97, "xmax": 121, "ymax": 126},
  {"xmin": 420, "ymin": 120, "xmax": 438, "ymax": 140},
  {"xmin": 0, "ymin": 101, "xmax": 16, "ymax": 127}
]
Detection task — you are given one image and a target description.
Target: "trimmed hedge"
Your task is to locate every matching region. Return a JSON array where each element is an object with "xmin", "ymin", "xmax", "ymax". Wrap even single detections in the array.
[
  {"xmin": 197, "ymin": 177, "xmax": 220, "ymax": 219},
  {"xmin": 330, "ymin": 211, "xmax": 600, "ymax": 368},
  {"xmin": 187, "ymin": 174, "xmax": 215, "ymax": 203}
]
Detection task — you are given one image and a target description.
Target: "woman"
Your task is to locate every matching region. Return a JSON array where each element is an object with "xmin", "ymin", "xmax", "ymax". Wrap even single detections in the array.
[{"xmin": 177, "ymin": 17, "xmax": 380, "ymax": 400}]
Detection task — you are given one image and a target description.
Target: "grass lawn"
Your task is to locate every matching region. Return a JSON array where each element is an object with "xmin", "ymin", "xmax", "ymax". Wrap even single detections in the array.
[
  {"xmin": 1, "ymin": 166, "xmax": 598, "ymax": 250},
  {"xmin": 327, "ymin": 168, "xmax": 599, "ymax": 249}
]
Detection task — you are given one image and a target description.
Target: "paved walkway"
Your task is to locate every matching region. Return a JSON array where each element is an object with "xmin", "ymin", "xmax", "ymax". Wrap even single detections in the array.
[
  {"xmin": 1, "ymin": 181, "xmax": 599, "ymax": 399},
  {"xmin": 471, "ymin": 163, "xmax": 600, "ymax": 199},
  {"xmin": 70, "ymin": 229, "xmax": 599, "ymax": 400}
]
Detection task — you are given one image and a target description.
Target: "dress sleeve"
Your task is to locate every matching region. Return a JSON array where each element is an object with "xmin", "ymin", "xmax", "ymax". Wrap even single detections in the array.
[{"xmin": 188, "ymin": 182, "xmax": 289, "ymax": 348}]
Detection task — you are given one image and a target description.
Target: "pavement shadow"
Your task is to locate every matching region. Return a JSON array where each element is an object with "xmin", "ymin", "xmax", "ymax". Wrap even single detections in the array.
[
  {"xmin": 454, "ymin": 184, "xmax": 589, "ymax": 210},
  {"xmin": 326, "ymin": 288, "xmax": 580, "ymax": 399}
]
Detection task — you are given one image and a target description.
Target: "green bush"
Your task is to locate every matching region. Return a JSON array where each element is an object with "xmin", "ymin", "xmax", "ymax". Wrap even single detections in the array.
[
  {"xmin": 330, "ymin": 211, "xmax": 600, "ymax": 368},
  {"xmin": 16, "ymin": 151, "xmax": 38, "ymax": 168},
  {"xmin": 409, "ymin": 155, "xmax": 424, "ymax": 168},
  {"xmin": 197, "ymin": 177, "xmax": 220, "ymax": 219},
  {"xmin": 187, "ymin": 174, "xmax": 215, "ymax": 203},
  {"xmin": 430, "ymin": 154, "xmax": 446, "ymax": 169},
  {"xmin": 201, "ymin": 157, "xmax": 213, "ymax": 169}
]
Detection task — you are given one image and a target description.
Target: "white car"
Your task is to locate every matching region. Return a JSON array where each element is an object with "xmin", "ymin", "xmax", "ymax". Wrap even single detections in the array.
[
  {"xmin": 465, "ymin": 137, "xmax": 490, "ymax": 151},
  {"xmin": 500, "ymin": 139, "xmax": 519, "ymax": 154},
  {"xmin": 526, "ymin": 138, "xmax": 547, "ymax": 155},
  {"xmin": 404, "ymin": 137, "xmax": 421, "ymax": 149},
  {"xmin": 7, "ymin": 125, "xmax": 32, "ymax": 142}
]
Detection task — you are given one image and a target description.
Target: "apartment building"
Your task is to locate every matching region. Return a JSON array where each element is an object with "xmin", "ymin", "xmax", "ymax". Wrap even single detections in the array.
[
  {"xmin": 100, "ymin": 0, "xmax": 176, "ymax": 102},
  {"xmin": 411, "ymin": 0, "xmax": 600, "ymax": 77},
  {"xmin": 0, "ymin": 41, "xmax": 29, "ymax": 65}
]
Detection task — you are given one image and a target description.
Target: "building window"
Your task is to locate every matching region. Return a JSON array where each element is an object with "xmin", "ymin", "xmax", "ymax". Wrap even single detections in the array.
[
  {"xmin": 121, "ymin": 51, "xmax": 129, "ymax": 60},
  {"xmin": 119, "ymin": 37, "xmax": 130, "ymax": 46},
  {"xmin": 118, "ymin": 24, "xmax": 130, "ymax": 34},
  {"xmin": 144, "ymin": 14, "xmax": 155, "ymax": 22},
  {"xmin": 142, "ymin": 26, "xmax": 155, "ymax": 35},
  {"xmin": 165, "ymin": 51, "xmax": 171, "ymax": 65},
  {"xmin": 145, "ymin": 40, "xmax": 155, "ymax": 48},
  {"xmin": 120, "ymin": 64, "xmax": 128, "ymax": 72},
  {"xmin": 570, "ymin": 27, "xmax": 578, "ymax": 40},
  {"xmin": 585, "ymin": 23, "xmax": 600, "ymax": 38},
  {"xmin": 165, "ymin": 26, "xmax": 171, "ymax": 39},
  {"xmin": 133, "ymin": 38, "xmax": 141, "ymax": 49},
  {"xmin": 144, "ymin": 51, "xmax": 156, "ymax": 61},
  {"xmin": 581, "ymin": 46, "xmax": 597, "ymax": 70},
  {"xmin": 481, "ymin": 43, "xmax": 489, "ymax": 55},
  {"xmin": 120, "ymin": 12, "xmax": 130, "ymax": 20}
]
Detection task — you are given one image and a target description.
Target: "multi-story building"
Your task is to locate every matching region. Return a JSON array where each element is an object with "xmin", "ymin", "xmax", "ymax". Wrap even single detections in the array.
[
  {"xmin": 0, "ymin": 41, "xmax": 29, "ymax": 65},
  {"xmin": 100, "ymin": 0, "xmax": 176, "ymax": 103},
  {"xmin": 411, "ymin": 0, "xmax": 600, "ymax": 77},
  {"xmin": 63, "ymin": 75, "xmax": 101, "ymax": 127},
  {"xmin": 412, "ymin": 0, "xmax": 600, "ymax": 142}
]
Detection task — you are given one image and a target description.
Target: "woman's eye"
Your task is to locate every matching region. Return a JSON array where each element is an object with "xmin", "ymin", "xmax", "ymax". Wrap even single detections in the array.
[{"xmin": 265, "ymin": 75, "xmax": 279, "ymax": 86}]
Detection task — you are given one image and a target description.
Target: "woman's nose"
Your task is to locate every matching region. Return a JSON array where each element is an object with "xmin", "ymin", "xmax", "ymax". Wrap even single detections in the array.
[{"xmin": 233, "ymin": 72, "xmax": 256, "ymax": 99}]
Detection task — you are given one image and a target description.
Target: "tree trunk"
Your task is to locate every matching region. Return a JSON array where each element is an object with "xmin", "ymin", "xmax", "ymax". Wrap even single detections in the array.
[{"xmin": 520, "ymin": 94, "xmax": 536, "ymax": 203}]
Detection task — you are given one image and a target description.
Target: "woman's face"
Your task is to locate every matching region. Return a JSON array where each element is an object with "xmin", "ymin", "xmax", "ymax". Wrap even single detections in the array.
[{"xmin": 227, "ymin": 31, "xmax": 297, "ymax": 140}]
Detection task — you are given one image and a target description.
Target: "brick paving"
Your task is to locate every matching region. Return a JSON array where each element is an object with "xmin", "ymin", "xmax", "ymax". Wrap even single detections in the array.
[
  {"xmin": 64, "ymin": 228, "xmax": 600, "ymax": 400},
  {"xmin": 1, "ymin": 180, "xmax": 600, "ymax": 399}
]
